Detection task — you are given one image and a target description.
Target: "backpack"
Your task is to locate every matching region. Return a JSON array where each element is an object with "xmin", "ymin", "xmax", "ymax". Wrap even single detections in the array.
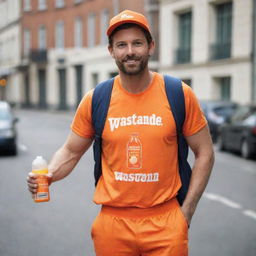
[{"xmin": 91, "ymin": 75, "xmax": 191, "ymax": 205}]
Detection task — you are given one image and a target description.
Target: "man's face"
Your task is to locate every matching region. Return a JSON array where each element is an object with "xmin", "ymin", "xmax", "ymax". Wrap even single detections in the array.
[{"xmin": 108, "ymin": 27, "xmax": 155, "ymax": 76}]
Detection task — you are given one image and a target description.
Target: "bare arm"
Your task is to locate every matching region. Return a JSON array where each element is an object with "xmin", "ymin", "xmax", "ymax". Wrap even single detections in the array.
[
  {"xmin": 48, "ymin": 131, "xmax": 93, "ymax": 183},
  {"xmin": 27, "ymin": 131, "xmax": 93, "ymax": 196},
  {"xmin": 181, "ymin": 125, "xmax": 215, "ymax": 224}
]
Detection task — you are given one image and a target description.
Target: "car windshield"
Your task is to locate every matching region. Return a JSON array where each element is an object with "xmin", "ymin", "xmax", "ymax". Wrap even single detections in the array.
[
  {"xmin": 231, "ymin": 106, "xmax": 256, "ymax": 122},
  {"xmin": 0, "ymin": 109, "xmax": 11, "ymax": 120},
  {"xmin": 213, "ymin": 106, "xmax": 237, "ymax": 117}
]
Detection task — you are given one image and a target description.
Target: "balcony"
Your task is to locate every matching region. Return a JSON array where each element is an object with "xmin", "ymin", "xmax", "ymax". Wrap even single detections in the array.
[
  {"xmin": 210, "ymin": 42, "xmax": 231, "ymax": 60},
  {"xmin": 29, "ymin": 49, "xmax": 47, "ymax": 63},
  {"xmin": 175, "ymin": 47, "xmax": 191, "ymax": 64}
]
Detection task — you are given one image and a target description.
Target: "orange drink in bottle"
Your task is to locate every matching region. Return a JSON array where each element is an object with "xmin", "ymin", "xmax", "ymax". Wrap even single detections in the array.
[{"xmin": 32, "ymin": 156, "xmax": 50, "ymax": 203}]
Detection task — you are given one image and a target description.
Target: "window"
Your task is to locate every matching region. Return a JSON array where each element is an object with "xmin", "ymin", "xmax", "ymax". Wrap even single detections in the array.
[
  {"xmin": 220, "ymin": 77, "xmax": 231, "ymax": 100},
  {"xmin": 38, "ymin": 0, "xmax": 47, "ymax": 10},
  {"xmin": 211, "ymin": 2, "xmax": 232, "ymax": 60},
  {"xmin": 101, "ymin": 9, "xmax": 109, "ymax": 45},
  {"xmin": 74, "ymin": 17, "xmax": 83, "ymax": 48},
  {"xmin": 38, "ymin": 25, "xmax": 47, "ymax": 49},
  {"xmin": 87, "ymin": 13, "xmax": 96, "ymax": 47},
  {"xmin": 55, "ymin": 21, "xmax": 65, "ymax": 49},
  {"xmin": 23, "ymin": 0, "xmax": 31, "ymax": 11},
  {"xmin": 23, "ymin": 29, "xmax": 30, "ymax": 57},
  {"xmin": 55, "ymin": 0, "xmax": 65, "ymax": 8},
  {"xmin": 175, "ymin": 11, "xmax": 192, "ymax": 64}
]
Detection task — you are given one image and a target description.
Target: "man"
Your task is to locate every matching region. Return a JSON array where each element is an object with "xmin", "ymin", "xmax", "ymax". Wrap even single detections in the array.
[{"xmin": 27, "ymin": 10, "xmax": 214, "ymax": 256}]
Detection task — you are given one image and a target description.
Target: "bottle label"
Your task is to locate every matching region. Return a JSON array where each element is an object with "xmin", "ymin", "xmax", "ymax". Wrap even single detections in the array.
[
  {"xmin": 127, "ymin": 133, "xmax": 142, "ymax": 169},
  {"xmin": 35, "ymin": 175, "xmax": 50, "ymax": 202}
]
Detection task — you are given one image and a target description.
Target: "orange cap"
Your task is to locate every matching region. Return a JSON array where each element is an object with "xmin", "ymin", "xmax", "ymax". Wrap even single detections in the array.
[{"xmin": 107, "ymin": 10, "xmax": 151, "ymax": 36}]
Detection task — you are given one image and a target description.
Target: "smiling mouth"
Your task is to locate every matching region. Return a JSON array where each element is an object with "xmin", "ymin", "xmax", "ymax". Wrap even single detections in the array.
[{"xmin": 125, "ymin": 60, "xmax": 137, "ymax": 64}]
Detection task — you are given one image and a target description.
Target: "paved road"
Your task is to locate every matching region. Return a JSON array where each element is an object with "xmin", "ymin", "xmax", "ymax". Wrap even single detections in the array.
[{"xmin": 0, "ymin": 109, "xmax": 255, "ymax": 256}]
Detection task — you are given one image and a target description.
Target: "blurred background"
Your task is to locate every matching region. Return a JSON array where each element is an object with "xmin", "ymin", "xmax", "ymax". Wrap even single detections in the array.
[{"xmin": 0, "ymin": 0, "xmax": 256, "ymax": 255}]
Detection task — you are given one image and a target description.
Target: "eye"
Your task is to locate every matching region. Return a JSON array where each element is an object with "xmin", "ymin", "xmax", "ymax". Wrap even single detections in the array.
[
  {"xmin": 116, "ymin": 42, "xmax": 126, "ymax": 48},
  {"xmin": 134, "ymin": 41, "xmax": 143, "ymax": 46}
]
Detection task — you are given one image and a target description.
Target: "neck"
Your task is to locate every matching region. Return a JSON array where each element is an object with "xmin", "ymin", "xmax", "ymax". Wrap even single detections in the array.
[{"xmin": 119, "ymin": 69, "xmax": 153, "ymax": 94}]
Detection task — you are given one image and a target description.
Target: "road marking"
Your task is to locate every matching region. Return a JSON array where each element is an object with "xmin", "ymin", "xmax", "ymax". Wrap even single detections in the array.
[
  {"xmin": 18, "ymin": 144, "xmax": 28, "ymax": 152},
  {"xmin": 203, "ymin": 192, "xmax": 256, "ymax": 222},
  {"xmin": 243, "ymin": 210, "xmax": 256, "ymax": 220},
  {"xmin": 203, "ymin": 192, "xmax": 242, "ymax": 209}
]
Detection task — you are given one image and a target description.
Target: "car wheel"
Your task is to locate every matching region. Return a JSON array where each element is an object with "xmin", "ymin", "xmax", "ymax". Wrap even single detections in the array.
[
  {"xmin": 241, "ymin": 139, "xmax": 251, "ymax": 159},
  {"xmin": 217, "ymin": 135, "xmax": 225, "ymax": 151}
]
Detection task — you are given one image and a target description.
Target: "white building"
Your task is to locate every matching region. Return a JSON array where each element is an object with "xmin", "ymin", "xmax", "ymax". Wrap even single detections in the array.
[
  {"xmin": 159, "ymin": 0, "xmax": 255, "ymax": 104},
  {"xmin": 0, "ymin": 0, "xmax": 21, "ymax": 103}
]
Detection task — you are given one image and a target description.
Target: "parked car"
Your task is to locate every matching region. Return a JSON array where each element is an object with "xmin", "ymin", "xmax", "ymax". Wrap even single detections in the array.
[
  {"xmin": 217, "ymin": 105, "xmax": 256, "ymax": 159},
  {"xmin": 0, "ymin": 101, "xmax": 18, "ymax": 155},
  {"xmin": 200, "ymin": 100, "xmax": 239, "ymax": 142}
]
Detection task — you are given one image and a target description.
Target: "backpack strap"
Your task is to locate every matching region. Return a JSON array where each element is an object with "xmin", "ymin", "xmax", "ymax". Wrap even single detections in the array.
[
  {"xmin": 92, "ymin": 78, "xmax": 114, "ymax": 185},
  {"xmin": 164, "ymin": 75, "xmax": 192, "ymax": 205}
]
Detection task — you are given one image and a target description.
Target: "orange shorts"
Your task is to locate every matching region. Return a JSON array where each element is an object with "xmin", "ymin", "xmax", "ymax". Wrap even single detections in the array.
[{"xmin": 91, "ymin": 198, "xmax": 188, "ymax": 256}]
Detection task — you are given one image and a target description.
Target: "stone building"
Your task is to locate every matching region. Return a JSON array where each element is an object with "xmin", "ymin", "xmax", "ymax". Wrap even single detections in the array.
[{"xmin": 159, "ymin": 0, "xmax": 255, "ymax": 104}]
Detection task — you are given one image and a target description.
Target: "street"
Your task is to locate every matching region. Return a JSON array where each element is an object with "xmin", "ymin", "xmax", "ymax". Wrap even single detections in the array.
[{"xmin": 0, "ymin": 109, "xmax": 256, "ymax": 256}]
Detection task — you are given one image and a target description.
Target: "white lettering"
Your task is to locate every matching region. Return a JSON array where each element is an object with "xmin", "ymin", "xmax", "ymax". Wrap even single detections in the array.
[
  {"xmin": 120, "ymin": 117, "xmax": 127, "ymax": 127},
  {"xmin": 115, "ymin": 171, "xmax": 122, "ymax": 181},
  {"xmin": 114, "ymin": 171, "xmax": 159, "ymax": 183},
  {"xmin": 108, "ymin": 114, "xmax": 163, "ymax": 132},
  {"xmin": 109, "ymin": 118, "xmax": 121, "ymax": 132},
  {"xmin": 128, "ymin": 173, "xmax": 135, "ymax": 182}
]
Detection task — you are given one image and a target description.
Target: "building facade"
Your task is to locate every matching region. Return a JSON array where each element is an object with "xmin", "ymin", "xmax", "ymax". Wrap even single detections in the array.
[
  {"xmin": 0, "ymin": 0, "xmax": 21, "ymax": 102},
  {"xmin": 18, "ymin": 0, "xmax": 160, "ymax": 110},
  {"xmin": 159, "ymin": 0, "xmax": 255, "ymax": 104}
]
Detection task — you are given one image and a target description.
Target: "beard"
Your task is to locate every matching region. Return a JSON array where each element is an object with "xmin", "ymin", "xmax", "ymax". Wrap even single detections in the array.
[{"xmin": 115, "ymin": 54, "xmax": 149, "ymax": 76}]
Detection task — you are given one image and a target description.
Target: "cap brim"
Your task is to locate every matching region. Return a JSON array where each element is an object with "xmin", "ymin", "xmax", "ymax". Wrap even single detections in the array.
[{"xmin": 107, "ymin": 20, "xmax": 150, "ymax": 36}]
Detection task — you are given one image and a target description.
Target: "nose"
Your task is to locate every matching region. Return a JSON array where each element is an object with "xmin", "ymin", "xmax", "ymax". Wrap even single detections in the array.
[{"xmin": 127, "ymin": 43, "xmax": 134, "ymax": 55}]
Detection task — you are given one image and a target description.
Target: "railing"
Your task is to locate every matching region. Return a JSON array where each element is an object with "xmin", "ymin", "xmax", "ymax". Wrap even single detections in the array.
[
  {"xmin": 175, "ymin": 47, "xmax": 191, "ymax": 64},
  {"xmin": 29, "ymin": 49, "xmax": 47, "ymax": 63},
  {"xmin": 210, "ymin": 42, "xmax": 231, "ymax": 60}
]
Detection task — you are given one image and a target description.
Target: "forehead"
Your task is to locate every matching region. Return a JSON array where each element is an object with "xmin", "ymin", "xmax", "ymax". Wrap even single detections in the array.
[{"xmin": 112, "ymin": 26, "xmax": 146, "ymax": 43}]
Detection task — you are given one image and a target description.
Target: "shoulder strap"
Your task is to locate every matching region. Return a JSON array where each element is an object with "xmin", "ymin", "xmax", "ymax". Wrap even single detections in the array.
[
  {"xmin": 164, "ymin": 75, "xmax": 191, "ymax": 205},
  {"xmin": 92, "ymin": 78, "xmax": 114, "ymax": 185},
  {"xmin": 164, "ymin": 75, "xmax": 185, "ymax": 132}
]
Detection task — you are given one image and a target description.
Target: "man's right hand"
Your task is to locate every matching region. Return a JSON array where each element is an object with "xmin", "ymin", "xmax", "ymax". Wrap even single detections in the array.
[{"xmin": 26, "ymin": 172, "xmax": 53, "ymax": 199}]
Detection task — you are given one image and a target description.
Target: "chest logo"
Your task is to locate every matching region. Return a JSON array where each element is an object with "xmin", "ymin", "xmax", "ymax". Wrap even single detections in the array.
[{"xmin": 108, "ymin": 114, "xmax": 163, "ymax": 132}]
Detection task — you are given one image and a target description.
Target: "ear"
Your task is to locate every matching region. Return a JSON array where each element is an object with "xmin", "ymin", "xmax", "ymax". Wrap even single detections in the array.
[
  {"xmin": 148, "ymin": 40, "xmax": 155, "ymax": 56},
  {"xmin": 108, "ymin": 45, "xmax": 115, "ymax": 58}
]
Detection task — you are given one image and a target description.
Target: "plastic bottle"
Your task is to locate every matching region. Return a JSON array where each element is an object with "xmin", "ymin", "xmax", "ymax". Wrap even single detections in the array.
[
  {"xmin": 127, "ymin": 133, "xmax": 142, "ymax": 169},
  {"xmin": 32, "ymin": 156, "xmax": 50, "ymax": 203}
]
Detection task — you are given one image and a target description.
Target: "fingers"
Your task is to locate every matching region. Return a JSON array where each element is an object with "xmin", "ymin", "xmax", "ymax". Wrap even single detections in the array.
[{"xmin": 27, "ymin": 172, "xmax": 38, "ymax": 196}]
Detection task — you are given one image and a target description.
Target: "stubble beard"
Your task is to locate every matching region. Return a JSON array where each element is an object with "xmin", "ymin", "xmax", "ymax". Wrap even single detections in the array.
[{"xmin": 116, "ymin": 55, "xmax": 149, "ymax": 76}]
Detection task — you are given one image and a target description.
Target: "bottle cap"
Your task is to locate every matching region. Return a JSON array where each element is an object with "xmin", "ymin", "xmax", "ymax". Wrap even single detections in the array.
[{"xmin": 32, "ymin": 156, "xmax": 48, "ymax": 170}]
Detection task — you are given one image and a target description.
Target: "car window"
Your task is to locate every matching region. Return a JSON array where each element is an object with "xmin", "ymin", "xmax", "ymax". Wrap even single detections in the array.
[
  {"xmin": 0, "ymin": 109, "xmax": 11, "ymax": 120},
  {"xmin": 213, "ymin": 106, "xmax": 237, "ymax": 117},
  {"xmin": 230, "ymin": 106, "xmax": 251, "ymax": 122}
]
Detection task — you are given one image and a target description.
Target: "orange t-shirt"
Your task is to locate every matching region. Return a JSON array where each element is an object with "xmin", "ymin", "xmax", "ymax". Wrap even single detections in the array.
[{"xmin": 71, "ymin": 73, "xmax": 207, "ymax": 208}]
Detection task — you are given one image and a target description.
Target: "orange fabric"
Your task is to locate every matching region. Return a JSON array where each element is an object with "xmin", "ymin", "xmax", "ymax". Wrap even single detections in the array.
[
  {"xmin": 71, "ymin": 73, "xmax": 207, "ymax": 208},
  {"xmin": 107, "ymin": 10, "xmax": 151, "ymax": 36},
  {"xmin": 91, "ymin": 198, "xmax": 188, "ymax": 256}
]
